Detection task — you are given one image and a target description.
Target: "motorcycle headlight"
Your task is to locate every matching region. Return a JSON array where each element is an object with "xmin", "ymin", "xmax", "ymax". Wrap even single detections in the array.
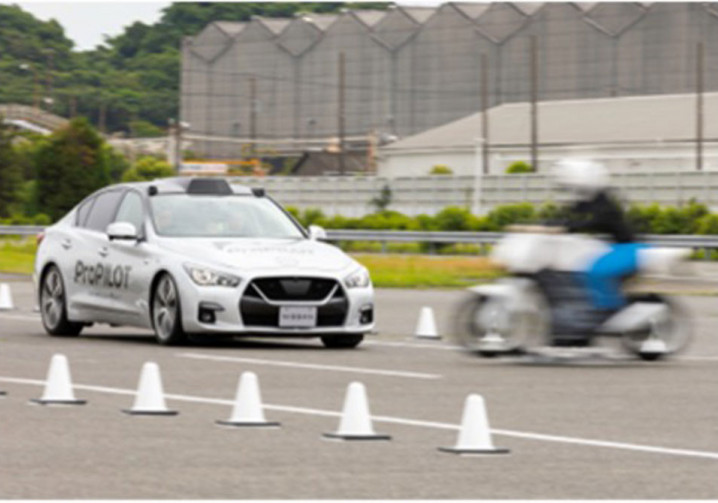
[
  {"xmin": 183, "ymin": 264, "xmax": 241, "ymax": 287},
  {"xmin": 344, "ymin": 267, "xmax": 371, "ymax": 289}
]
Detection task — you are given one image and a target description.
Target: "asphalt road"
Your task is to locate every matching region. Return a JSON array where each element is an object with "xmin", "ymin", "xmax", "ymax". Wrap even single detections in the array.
[{"xmin": 0, "ymin": 278, "xmax": 717, "ymax": 499}]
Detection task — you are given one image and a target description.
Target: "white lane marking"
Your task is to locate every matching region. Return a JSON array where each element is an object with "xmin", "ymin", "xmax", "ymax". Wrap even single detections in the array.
[
  {"xmin": 678, "ymin": 355, "xmax": 718, "ymax": 362},
  {"xmin": 0, "ymin": 313, "xmax": 40, "ymax": 322},
  {"xmin": 365, "ymin": 340, "xmax": 462, "ymax": 351},
  {"xmin": 176, "ymin": 352, "xmax": 442, "ymax": 380},
  {"xmin": 369, "ymin": 340, "xmax": 718, "ymax": 363},
  {"xmin": 1, "ymin": 376, "xmax": 717, "ymax": 461}
]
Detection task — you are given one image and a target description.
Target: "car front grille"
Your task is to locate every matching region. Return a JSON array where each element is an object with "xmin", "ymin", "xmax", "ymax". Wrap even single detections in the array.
[{"xmin": 240, "ymin": 277, "xmax": 348, "ymax": 328}]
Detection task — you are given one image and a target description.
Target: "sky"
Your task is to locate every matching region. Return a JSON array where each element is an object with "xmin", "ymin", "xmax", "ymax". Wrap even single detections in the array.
[
  {"xmin": 3, "ymin": 0, "xmax": 445, "ymax": 52},
  {"xmin": 3, "ymin": 1, "xmax": 171, "ymax": 51}
]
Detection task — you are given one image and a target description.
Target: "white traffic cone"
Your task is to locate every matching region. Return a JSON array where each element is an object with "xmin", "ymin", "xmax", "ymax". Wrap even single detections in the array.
[
  {"xmin": 439, "ymin": 394, "xmax": 509, "ymax": 455},
  {"xmin": 216, "ymin": 371, "xmax": 280, "ymax": 428},
  {"xmin": 0, "ymin": 283, "xmax": 14, "ymax": 311},
  {"xmin": 30, "ymin": 354, "xmax": 86, "ymax": 405},
  {"xmin": 414, "ymin": 306, "xmax": 440, "ymax": 339},
  {"xmin": 122, "ymin": 362, "xmax": 178, "ymax": 416},
  {"xmin": 323, "ymin": 381, "xmax": 390, "ymax": 441}
]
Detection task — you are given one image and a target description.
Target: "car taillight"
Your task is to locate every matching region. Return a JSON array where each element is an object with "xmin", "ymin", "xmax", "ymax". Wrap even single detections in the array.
[{"xmin": 36, "ymin": 232, "xmax": 45, "ymax": 247}]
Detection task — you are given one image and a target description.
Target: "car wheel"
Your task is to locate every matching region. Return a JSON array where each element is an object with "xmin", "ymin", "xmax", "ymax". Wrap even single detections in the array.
[
  {"xmin": 40, "ymin": 265, "xmax": 83, "ymax": 337},
  {"xmin": 152, "ymin": 273, "xmax": 188, "ymax": 346},
  {"xmin": 321, "ymin": 334, "xmax": 364, "ymax": 349}
]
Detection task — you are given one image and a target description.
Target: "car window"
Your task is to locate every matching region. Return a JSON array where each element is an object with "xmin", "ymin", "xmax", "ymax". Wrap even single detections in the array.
[
  {"xmin": 149, "ymin": 194, "xmax": 305, "ymax": 238},
  {"xmin": 84, "ymin": 190, "xmax": 124, "ymax": 233},
  {"xmin": 75, "ymin": 197, "xmax": 96, "ymax": 227},
  {"xmin": 114, "ymin": 191, "xmax": 145, "ymax": 232}
]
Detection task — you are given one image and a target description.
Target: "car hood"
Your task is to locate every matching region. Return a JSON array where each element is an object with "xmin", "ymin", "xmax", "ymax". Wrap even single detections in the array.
[{"xmin": 158, "ymin": 237, "xmax": 356, "ymax": 274}]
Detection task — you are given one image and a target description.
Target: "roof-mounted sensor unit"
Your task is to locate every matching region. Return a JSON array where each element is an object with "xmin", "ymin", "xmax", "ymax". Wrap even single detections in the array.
[
  {"xmin": 252, "ymin": 187, "xmax": 265, "ymax": 197},
  {"xmin": 187, "ymin": 178, "xmax": 233, "ymax": 195}
]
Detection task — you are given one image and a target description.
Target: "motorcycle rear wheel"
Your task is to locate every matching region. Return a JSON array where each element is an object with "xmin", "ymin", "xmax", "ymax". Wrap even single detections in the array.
[{"xmin": 452, "ymin": 289, "xmax": 550, "ymax": 357}]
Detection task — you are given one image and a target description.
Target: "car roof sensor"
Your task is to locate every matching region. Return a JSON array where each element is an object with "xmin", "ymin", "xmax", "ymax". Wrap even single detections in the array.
[{"xmin": 186, "ymin": 178, "xmax": 233, "ymax": 195}]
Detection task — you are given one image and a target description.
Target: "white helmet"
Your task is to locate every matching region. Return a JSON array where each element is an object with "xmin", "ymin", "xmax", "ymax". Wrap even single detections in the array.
[{"xmin": 553, "ymin": 159, "xmax": 610, "ymax": 198}]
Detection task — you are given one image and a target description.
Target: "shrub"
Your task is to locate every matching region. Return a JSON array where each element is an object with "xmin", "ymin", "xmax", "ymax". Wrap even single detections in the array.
[
  {"xmin": 121, "ymin": 156, "xmax": 174, "ymax": 182},
  {"xmin": 486, "ymin": 202, "xmax": 536, "ymax": 230},
  {"xmin": 627, "ymin": 203, "xmax": 662, "ymax": 234},
  {"xmin": 505, "ymin": 161, "xmax": 533, "ymax": 174},
  {"xmin": 301, "ymin": 207, "xmax": 326, "ymax": 227},
  {"xmin": 696, "ymin": 214, "xmax": 718, "ymax": 235},
  {"xmin": 434, "ymin": 206, "xmax": 474, "ymax": 231},
  {"xmin": 429, "ymin": 164, "xmax": 453, "ymax": 175}
]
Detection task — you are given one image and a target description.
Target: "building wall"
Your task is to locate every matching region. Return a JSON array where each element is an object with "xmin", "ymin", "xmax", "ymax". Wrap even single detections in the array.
[
  {"xmin": 378, "ymin": 142, "xmax": 718, "ymax": 178},
  {"xmin": 181, "ymin": 2, "xmax": 718, "ymax": 158}
]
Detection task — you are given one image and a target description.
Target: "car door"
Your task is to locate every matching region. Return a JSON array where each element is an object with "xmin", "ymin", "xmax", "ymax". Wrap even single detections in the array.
[
  {"xmin": 57, "ymin": 194, "xmax": 96, "ymax": 318},
  {"xmin": 107, "ymin": 189, "xmax": 156, "ymax": 328},
  {"xmin": 68, "ymin": 189, "xmax": 126, "ymax": 322}
]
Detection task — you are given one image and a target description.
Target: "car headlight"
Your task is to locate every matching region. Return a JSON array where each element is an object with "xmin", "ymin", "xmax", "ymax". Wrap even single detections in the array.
[
  {"xmin": 344, "ymin": 267, "xmax": 371, "ymax": 289},
  {"xmin": 183, "ymin": 264, "xmax": 241, "ymax": 287}
]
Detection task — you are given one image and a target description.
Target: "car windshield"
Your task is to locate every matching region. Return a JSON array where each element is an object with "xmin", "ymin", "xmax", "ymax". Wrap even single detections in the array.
[{"xmin": 149, "ymin": 194, "xmax": 304, "ymax": 239}]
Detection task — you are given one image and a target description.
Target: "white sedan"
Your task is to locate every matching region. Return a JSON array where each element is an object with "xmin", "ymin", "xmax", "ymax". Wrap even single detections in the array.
[{"xmin": 34, "ymin": 177, "xmax": 374, "ymax": 347}]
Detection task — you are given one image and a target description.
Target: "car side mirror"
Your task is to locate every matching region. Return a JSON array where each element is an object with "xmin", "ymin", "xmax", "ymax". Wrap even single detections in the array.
[
  {"xmin": 308, "ymin": 225, "xmax": 327, "ymax": 241},
  {"xmin": 107, "ymin": 222, "xmax": 140, "ymax": 241}
]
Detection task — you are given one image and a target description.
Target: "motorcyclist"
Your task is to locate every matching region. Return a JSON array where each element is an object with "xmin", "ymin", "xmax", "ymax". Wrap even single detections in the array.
[{"xmin": 554, "ymin": 160, "xmax": 645, "ymax": 324}]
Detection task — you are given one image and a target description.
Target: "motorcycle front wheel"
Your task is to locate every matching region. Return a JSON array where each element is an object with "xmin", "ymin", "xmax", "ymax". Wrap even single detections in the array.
[{"xmin": 620, "ymin": 294, "xmax": 693, "ymax": 361}]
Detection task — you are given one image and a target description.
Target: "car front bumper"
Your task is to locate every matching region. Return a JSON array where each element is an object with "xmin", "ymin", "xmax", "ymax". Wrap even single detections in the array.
[{"xmin": 175, "ymin": 272, "xmax": 374, "ymax": 336}]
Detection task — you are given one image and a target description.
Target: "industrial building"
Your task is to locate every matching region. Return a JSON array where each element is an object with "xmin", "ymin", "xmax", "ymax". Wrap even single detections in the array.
[
  {"xmin": 180, "ymin": 2, "xmax": 718, "ymax": 162},
  {"xmin": 378, "ymin": 92, "xmax": 718, "ymax": 176}
]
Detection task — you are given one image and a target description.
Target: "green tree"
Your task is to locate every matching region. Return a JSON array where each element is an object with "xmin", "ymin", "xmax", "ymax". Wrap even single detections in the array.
[
  {"xmin": 35, "ymin": 117, "xmax": 110, "ymax": 220},
  {"xmin": 121, "ymin": 156, "xmax": 174, "ymax": 182},
  {"xmin": 103, "ymin": 144, "xmax": 131, "ymax": 182},
  {"xmin": 370, "ymin": 184, "xmax": 392, "ymax": 212},
  {"xmin": 0, "ymin": 120, "xmax": 21, "ymax": 217}
]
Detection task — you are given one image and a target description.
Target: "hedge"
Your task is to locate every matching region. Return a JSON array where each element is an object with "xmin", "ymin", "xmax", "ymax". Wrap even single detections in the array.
[{"xmin": 286, "ymin": 200, "xmax": 718, "ymax": 235}]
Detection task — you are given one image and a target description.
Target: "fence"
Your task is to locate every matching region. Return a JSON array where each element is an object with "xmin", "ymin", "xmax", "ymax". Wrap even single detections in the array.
[{"xmin": 231, "ymin": 171, "xmax": 718, "ymax": 217}]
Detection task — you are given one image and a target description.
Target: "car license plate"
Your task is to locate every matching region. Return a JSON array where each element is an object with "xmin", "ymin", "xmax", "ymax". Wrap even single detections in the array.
[{"xmin": 279, "ymin": 306, "xmax": 317, "ymax": 328}]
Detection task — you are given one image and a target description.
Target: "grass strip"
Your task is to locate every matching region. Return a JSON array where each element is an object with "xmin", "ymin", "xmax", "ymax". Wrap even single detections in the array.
[
  {"xmin": 0, "ymin": 239, "xmax": 36, "ymax": 275},
  {"xmin": 352, "ymin": 253, "xmax": 502, "ymax": 288}
]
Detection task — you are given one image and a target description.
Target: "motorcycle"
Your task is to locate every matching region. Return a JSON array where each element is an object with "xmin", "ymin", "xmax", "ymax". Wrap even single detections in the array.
[{"xmin": 453, "ymin": 226, "xmax": 693, "ymax": 361}]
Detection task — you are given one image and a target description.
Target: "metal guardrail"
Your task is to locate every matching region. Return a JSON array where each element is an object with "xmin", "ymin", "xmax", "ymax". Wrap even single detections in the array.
[
  {"xmin": 0, "ymin": 225, "xmax": 45, "ymax": 236},
  {"xmin": 3, "ymin": 225, "xmax": 718, "ymax": 251}
]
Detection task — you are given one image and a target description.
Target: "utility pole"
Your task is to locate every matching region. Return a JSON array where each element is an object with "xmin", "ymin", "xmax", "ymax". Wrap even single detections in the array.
[
  {"xmin": 530, "ymin": 35, "xmax": 539, "ymax": 173},
  {"xmin": 696, "ymin": 41, "xmax": 704, "ymax": 171},
  {"xmin": 481, "ymin": 52, "xmax": 490, "ymax": 175},
  {"xmin": 338, "ymin": 51, "xmax": 346, "ymax": 176},
  {"xmin": 174, "ymin": 119, "xmax": 182, "ymax": 174},
  {"xmin": 249, "ymin": 75, "xmax": 257, "ymax": 157}
]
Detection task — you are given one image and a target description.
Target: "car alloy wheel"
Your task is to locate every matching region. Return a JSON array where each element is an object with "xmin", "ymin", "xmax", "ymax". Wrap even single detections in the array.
[
  {"xmin": 40, "ymin": 266, "xmax": 82, "ymax": 336},
  {"xmin": 152, "ymin": 274, "xmax": 187, "ymax": 345}
]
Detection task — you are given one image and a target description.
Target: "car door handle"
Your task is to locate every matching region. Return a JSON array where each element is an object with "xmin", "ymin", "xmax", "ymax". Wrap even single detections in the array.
[
  {"xmin": 98, "ymin": 246, "xmax": 109, "ymax": 257},
  {"xmin": 61, "ymin": 239, "xmax": 72, "ymax": 250}
]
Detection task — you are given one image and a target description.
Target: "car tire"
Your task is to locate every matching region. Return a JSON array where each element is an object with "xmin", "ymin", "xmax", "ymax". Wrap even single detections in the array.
[
  {"xmin": 151, "ymin": 273, "xmax": 188, "ymax": 346},
  {"xmin": 40, "ymin": 265, "xmax": 83, "ymax": 337},
  {"xmin": 321, "ymin": 334, "xmax": 364, "ymax": 349}
]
